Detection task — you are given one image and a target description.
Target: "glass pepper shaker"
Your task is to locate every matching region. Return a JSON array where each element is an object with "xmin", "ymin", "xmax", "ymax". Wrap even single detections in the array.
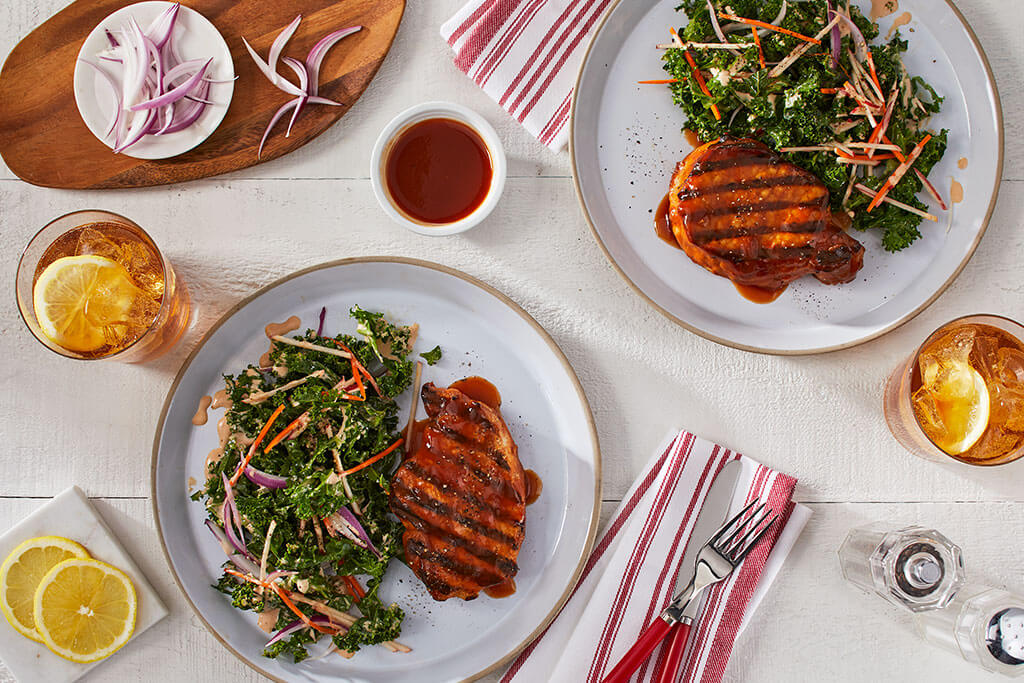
[
  {"xmin": 838, "ymin": 523, "xmax": 966, "ymax": 612},
  {"xmin": 914, "ymin": 584, "xmax": 1024, "ymax": 677}
]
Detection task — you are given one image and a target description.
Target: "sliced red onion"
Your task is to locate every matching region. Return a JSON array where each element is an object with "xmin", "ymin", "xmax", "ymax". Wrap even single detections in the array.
[
  {"xmin": 105, "ymin": 29, "xmax": 119, "ymax": 47},
  {"xmin": 308, "ymin": 95, "xmax": 342, "ymax": 106},
  {"xmin": 123, "ymin": 19, "xmax": 150, "ymax": 108},
  {"xmin": 159, "ymin": 82, "xmax": 208, "ymax": 134},
  {"xmin": 145, "ymin": 2, "xmax": 180, "ymax": 50},
  {"xmin": 242, "ymin": 37, "xmax": 305, "ymax": 97},
  {"xmin": 205, "ymin": 519, "xmax": 261, "ymax": 574},
  {"xmin": 826, "ymin": 0, "xmax": 841, "ymax": 68},
  {"xmin": 281, "ymin": 58, "xmax": 310, "ymax": 135},
  {"xmin": 305, "ymin": 26, "xmax": 361, "ymax": 96},
  {"xmin": 244, "ymin": 464, "xmax": 289, "ymax": 489},
  {"xmin": 115, "ymin": 108, "xmax": 155, "ymax": 152},
  {"xmin": 79, "ymin": 59, "xmax": 121, "ymax": 136},
  {"xmin": 269, "ymin": 15, "xmax": 302, "ymax": 80},
  {"xmin": 316, "ymin": 307, "xmax": 327, "ymax": 337},
  {"xmin": 258, "ymin": 98, "xmax": 301, "ymax": 158},
  {"xmin": 333, "ymin": 506, "xmax": 381, "ymax": 558},
  {"xmin": 266, "ymin": 619, "xmax": 304, "ymax": 647},
  {"xmin": 130, "ymin": 59, "xmax": 209, "ymax": 111},
  {"xmin": 221, "ymin": 473, "xmax": 256, "ymax": 559},
  {"xmin": 835, "ymin": 11, "xmax": 869, "ymax": 62}
]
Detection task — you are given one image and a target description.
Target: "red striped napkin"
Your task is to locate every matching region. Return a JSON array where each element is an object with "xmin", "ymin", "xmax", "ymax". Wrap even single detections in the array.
[
  {"xmin": 501, "ymin": 430, "xmax": 810, "ymax": 683},
  {"xmin": 440, "ymin": 0, "xmax": 614, "ymax": 151}
]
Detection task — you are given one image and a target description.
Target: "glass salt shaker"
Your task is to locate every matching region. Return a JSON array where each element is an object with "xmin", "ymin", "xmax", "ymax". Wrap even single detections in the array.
[
  {"xmin": 914, "ymin": 584, "xmax": 1024, "ymax": 677},
  {"xmin": 838, "ymin": 523, "xmax": 965, "ymax": 612}
]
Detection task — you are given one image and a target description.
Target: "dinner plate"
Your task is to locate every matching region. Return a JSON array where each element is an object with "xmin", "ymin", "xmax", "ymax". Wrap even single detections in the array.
[
  {"xmin": 73, "ymin": 1, "xmax": 235, "ymax": 160},
  {"xmin": 151, "ymin": 258, "xmax": 600, "ymax": 682},
  {"xmin": 572, "ymin": 0, "xmax": 1003, "ymax": 354}
]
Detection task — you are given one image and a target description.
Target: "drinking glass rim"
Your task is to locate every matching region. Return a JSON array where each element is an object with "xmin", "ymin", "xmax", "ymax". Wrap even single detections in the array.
[
  {"xmin": 15, "ymin": 209, "xmax": 172, "ymax": 362},
  {"xmin": 907, "ymin": 313, "xmax": 1024, "ymax": 467}
]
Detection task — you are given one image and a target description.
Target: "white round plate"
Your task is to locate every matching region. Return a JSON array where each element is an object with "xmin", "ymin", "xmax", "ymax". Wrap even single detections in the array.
[
  {"xmin": 73, "ymin": 1, "xmax": 234, "ymax": 160},
  {"xmin": 572, "ymin": 0, "xmax": 1003, "ymax": 354},
  {"xmin": 152, "ymin": 258, "xmax": 600, "ymax": 682}
]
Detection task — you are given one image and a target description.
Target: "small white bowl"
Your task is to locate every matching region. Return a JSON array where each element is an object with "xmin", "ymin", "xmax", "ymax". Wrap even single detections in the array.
[{"xmin": 370, "ymin": 102, "xmax": 507, "ymax": 236}]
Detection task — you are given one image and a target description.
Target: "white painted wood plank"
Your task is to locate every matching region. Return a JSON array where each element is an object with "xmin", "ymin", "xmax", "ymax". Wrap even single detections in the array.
[
  {"xmin": 1, "ymin": 178, "xmax": 1024, "ymax": 504},
  {"xmin": 0, "ymin": 499, "xmax": 1011, "ymax": 682}
]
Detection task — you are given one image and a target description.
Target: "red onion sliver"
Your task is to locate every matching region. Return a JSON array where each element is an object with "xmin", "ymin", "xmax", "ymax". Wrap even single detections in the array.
[
  {"xmin": 269, "ymin": 15, "xmax": 303, "ymax": 79},
  {"xmin": 145, "ymin": 2, "xmax": 180, "ymax": 50},
  {"xmin": 130, "ymin": 59, "xmax": 209, "ymax": 111},
  {"xmin": 316, "ymin": 307, "xmax": 327, "ymax": 337},
  {"xmin": 266, "ymin": 619, "xmax": 305, "ymax": 647},
  {"xmin": 305, "ymin": 26, "xmax": 361, "ymax": 97},
  {"xmin": 78, "ymin": 59, "xmax": 121, "ymax": 137},
  {"xmin": 334, "ymin": 506, "xmax": 381, "ymax": 558},
  {"xmin": 826, "ymin": 0, "xmax": 841, "ymax": 68},
  {"xmin": 244, "ymin": 464, "xmax": 289, "ymax": 489},
  {"xmin": 242, "ymin": 37, "xmax": 305, "ymax": 97},
  {"xmin": 259, "ymin": 98, "xmax": 301, "ymax": 158}
]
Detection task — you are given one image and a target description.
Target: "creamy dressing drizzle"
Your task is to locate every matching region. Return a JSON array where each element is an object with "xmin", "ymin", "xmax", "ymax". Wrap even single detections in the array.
[
  {"xmin": 211, "ymin": 389, "xmax": 232, "ymax": 410},
  {"xmin": 958, "ymin": 157, "xmax": 968, "ymax": 170},
  {"xmin": 871, "ymin": 0, "xmax": 898, "ymax": 20},
  {"xmin": 265, "ymin": 316, "xmax": 301, "ymax": 339},
  {"xmin": 886, "ymin": 12, "xmax": 912, "ymax": 39},
  {"xmin": 192, "ymin": 395, "xmax": 212, "ymax": 425},
  {"xmin": 951, "ymin": 179, "xmax": 964, "ymax": 204}
]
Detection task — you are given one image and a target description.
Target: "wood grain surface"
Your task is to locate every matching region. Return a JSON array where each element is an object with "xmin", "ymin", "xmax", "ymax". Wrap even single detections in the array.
[{"xmin": 0, "ymin": 0, "xmax": 404, "ymax": 189}]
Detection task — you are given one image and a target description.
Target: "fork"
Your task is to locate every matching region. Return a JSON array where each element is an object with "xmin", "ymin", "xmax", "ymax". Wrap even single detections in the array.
[{"xmin": 601, "ymin": 499, "xmax": 779, "ymax": 683}]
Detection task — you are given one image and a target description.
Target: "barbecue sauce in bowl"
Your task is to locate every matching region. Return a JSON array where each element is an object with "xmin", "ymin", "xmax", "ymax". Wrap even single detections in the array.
[{"xmin": 385, "ymin": 118, "xmax": 493, "ymax": 225}]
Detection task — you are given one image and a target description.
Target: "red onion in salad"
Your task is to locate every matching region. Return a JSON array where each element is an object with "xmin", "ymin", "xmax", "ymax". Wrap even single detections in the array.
[
  {"xmin": 316, "ymin": 307, "xmax": 327, "ymax": 337},
  {"xmin": 826, "ymin": 0, "xmax": 841, "ymax": 68},
  {"xmin": 244, "ymin": 17, "xmax": 360, "ymax": 158},
  {"xmin": 265, "ymin": 615, "xmax": 343, "ymax": 648},
  {"xmin": 244, "ymin": 464, "xmax": 289, "ymax": 489},
  {"xmin": 329, "ymin": 506, "xmax": 381, "ymax": 559}
]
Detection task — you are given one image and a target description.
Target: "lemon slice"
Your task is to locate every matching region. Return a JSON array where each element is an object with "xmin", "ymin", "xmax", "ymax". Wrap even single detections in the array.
[
  {"xmin": 33, "ymin": 558, "xmax": 136, "ymax": 663},
  {"xmin": 32, "ymin": 255, "xmax": 139, "ymax": 353},
  {"xmin": 0, "ymin": 536, "xmax": 89, "ymax": 642},
  {"xmin": 919, "ymin": 362, "xmax": 990, "ymax": 455}
]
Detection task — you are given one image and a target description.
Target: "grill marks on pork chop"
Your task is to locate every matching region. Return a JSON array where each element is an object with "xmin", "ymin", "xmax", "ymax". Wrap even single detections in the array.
[
  {"xmin": 668, "ymin": 137, "xmax": 864, "ymax": 290},
  {"xmin": 390, "ymin": 383, "xmax": 526, "ymax": 601}
]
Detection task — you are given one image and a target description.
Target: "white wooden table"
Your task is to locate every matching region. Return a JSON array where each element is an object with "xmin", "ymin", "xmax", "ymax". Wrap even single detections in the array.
[{"xmin": 1, "ymin": 1, "xmax": 1022, "ymax": 681}]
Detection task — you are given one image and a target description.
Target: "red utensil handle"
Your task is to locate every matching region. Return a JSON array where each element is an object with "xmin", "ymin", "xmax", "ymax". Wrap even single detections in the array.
[
  {"xmin": 602, "ymin": 617, "xmax": 673, "ymax": 683},
  {"xmin": 654, "ymin": 621, "xmax": 692, "ymax": 683}
]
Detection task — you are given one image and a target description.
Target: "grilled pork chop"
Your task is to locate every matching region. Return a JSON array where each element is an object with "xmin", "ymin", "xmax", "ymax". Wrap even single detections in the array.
[
  {"xmin": 390, "ymin": 382, "xmax": 526, "ymax": 601},
  {"xmin": 669, "ymin": 137, "xmax": 864, "ymax": 291}
]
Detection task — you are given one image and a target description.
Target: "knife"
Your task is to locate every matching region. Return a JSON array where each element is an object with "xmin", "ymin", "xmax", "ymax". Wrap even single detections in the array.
[{"xmin": 602, "ymin": 459, "xmax": 742, "ymax": 683}]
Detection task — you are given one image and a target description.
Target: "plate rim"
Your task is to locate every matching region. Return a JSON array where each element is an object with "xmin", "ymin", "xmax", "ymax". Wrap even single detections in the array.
[
  {"xmin": 149, "ymin": 256, "xmax": 602, "ymax": 682},
  {"xmin": 570, "ymin": 0, "xmax": 1005, "ymax": 356}
]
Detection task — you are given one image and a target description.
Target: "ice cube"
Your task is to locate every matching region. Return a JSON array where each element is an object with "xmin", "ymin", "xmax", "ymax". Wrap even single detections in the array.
[
  {"xmin": 990, "ymin": 382, "xmax": 1024, "ymax": 432},
  {"xmin": 912, "ymin": 385, "xmax": 946, "ymax": 438},
  {"xmin": 995, "ymin": 347, "xmax": 1024, "ymax": 385},
  {"xmin": 918, "ymin": 327, "xmax": 977, "ymax": 384},
  {"xmin": 76, "ymin": 227, "xmax": 125, "ymax": 262},
  {"xmin": 965, "ymin": 424, "xmax": 1021, "ymax": 462},
  {"xmin": 970, "ymin": 335, "xmax": 1002, "ymax": 384}
]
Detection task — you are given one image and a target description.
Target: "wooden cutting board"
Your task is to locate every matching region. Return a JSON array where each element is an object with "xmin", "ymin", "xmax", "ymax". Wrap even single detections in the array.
[{"xmin": 0, "ymin": 0, "xmax": 404, "ymax": 189}]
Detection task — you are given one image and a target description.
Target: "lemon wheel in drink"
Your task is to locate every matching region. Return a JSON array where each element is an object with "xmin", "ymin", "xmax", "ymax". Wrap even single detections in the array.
[{"xmin": 32, "ymin": 255, "xmax": 142, "ymax": 353}]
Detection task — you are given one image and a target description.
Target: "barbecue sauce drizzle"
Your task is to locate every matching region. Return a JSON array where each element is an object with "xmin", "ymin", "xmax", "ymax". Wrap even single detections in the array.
[{"xmin": 404, "ymin": 376, "xmax": 540, "ymax": 599}]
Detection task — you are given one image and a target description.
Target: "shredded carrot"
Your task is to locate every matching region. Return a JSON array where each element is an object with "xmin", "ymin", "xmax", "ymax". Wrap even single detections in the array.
[
  {"xmin": 339, "ymin": 438, "xmax": 404, "ymax": 478},
  {"xmin": 835, "ymin": 149, "xmax": 896, "ymax": 162},
  {"xmin": 229, "ymin": 405, "xmax": 285, "ymax": 485},
  {"xmin": 638, "ymin": 79, "xmax": 679, "ymax": 84},
  {"xmin": 273, "ymin": 584, "xmax": 336, "ymax": 634},
  {"xmin": 881, "ymin": 134, "xmax": 907, "ymax": 163},
  {"xmin": 263, "ymin": 413, "xmax": 308, "ymax": 453},
  {"xmin": 819, "ymin": 87, "xmax": 839, "ymax": 94},
  {"xmin": 334, "ymin": 342, "xmax": 382, "ymax": 397},
  {"xmin": 682, "ymin": 48, "xmax": 721, "ymax": 121},
  {"xmin": 751, "ymin": 26, "xmax": 766, "ymax": 68},
  {"xmin": 718, "ymin": 13, "xmax": 820, "ymax": 44},
  {"xmin": 865, "ymin": 52, "xmax": 884, "ymax": 96},
  {"xmin": 867, "ymin": 134, "xmax": 932, "ymax": 212},
  {"xmin": 342, "ymin": 575, "xmax": 366, "ymax": 602}
]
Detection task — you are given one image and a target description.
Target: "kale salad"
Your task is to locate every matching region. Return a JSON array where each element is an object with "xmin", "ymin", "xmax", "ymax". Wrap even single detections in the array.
[
  {"xmin": 193, "ymin": 307, "xmax": 437, "ymax": 662},
  {"xmin": 657, "ymin": 0, "xmax": 948, "ymax": 251}
]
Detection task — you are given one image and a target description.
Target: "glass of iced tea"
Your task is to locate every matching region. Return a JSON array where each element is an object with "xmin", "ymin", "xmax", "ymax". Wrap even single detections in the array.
[
  {"xmin": 884, "ymin": 315, "xmax": 1024, "ymax": 466},
  {"xmin": 15, "ymin": 210, "xmax": 191, "ymax": 363}
]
